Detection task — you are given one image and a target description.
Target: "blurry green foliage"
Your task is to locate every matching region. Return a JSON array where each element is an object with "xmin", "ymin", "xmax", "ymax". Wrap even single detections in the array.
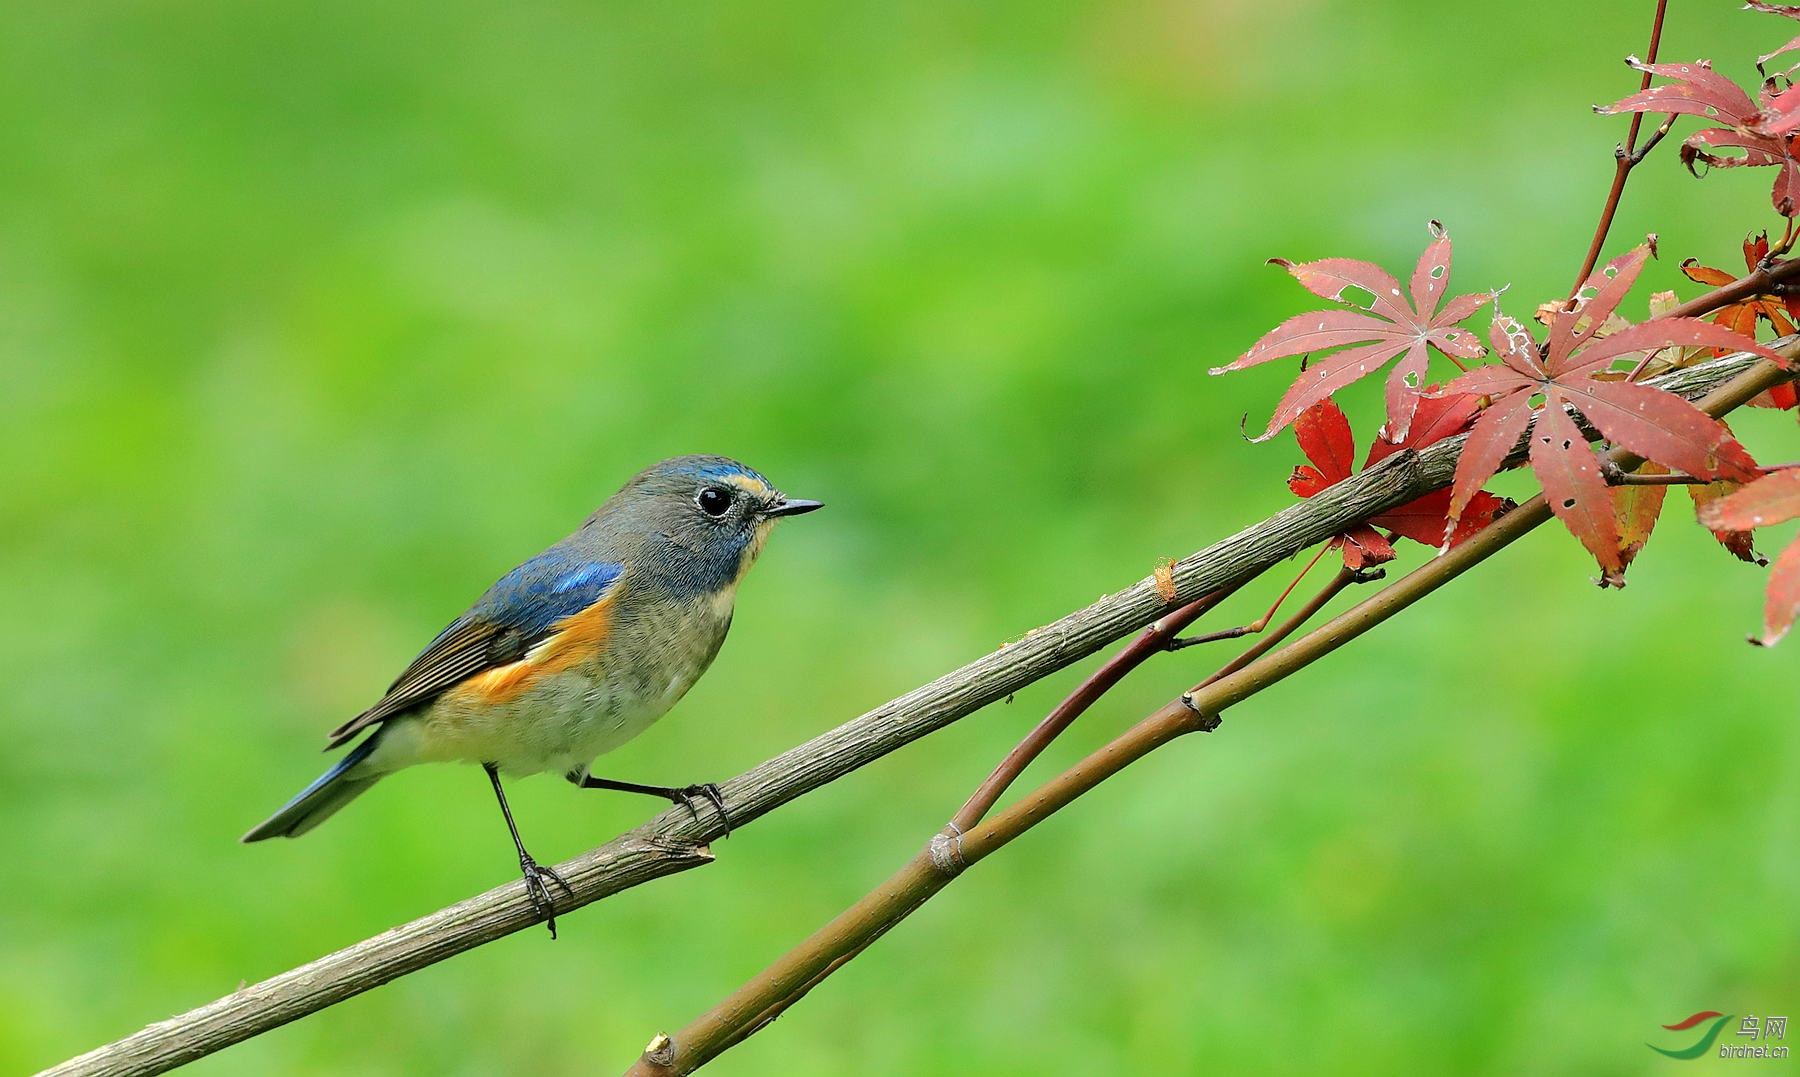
[{"xmin": 1, "ymin": 2, "xmax": 1795, "ymax": 1074}]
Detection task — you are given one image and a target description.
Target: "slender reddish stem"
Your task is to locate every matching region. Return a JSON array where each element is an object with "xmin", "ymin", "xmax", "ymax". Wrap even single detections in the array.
[
  {"xmin": 1565, "ymin": 0, "xmax": 1670, "ymax": 304},
  {"xmin": 1169, "ymin": 542, "xmax": 1332, "ymax": 650},
  {"xmin": 950, "ymin": 587, "xmax": 1235, "ymax": 832},
  {"xmin": 1195, "ymin": 563, "xmax": 1378, "ymax": 691}
]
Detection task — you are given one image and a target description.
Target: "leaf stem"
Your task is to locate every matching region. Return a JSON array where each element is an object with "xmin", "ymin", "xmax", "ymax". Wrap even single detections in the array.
[
  {"xmin": 949, "ymin": 587, "xmax": 1236, "ymax": 833},
  {"xmin": 1193, "ymin": 563, "xmax": 1382, "ymax": 690},
  {"xmin": 1167, "ymin": 541, "xmax": 1332, "ymax": 651}
]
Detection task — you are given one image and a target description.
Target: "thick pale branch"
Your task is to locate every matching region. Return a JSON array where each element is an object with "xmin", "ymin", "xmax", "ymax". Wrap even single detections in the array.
[{"xmin": 35, "ymin": 349, "xmax": 1785, "ymax": 1077}]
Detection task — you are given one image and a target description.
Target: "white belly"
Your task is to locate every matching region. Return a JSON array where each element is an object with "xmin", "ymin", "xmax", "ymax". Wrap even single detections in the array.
[{"xmin": 371, "ymin": 663, "xmax": 702, "ymax": 779}]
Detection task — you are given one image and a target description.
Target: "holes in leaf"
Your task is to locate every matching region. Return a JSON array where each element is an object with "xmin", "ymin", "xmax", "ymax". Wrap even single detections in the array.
[
  {"xmin": 1335, "ymin": 285, "xmax": 1377, "ymax": 309},
  {"xmin": 1430, "ymin": 265, "xmax": 1447, "ymax": 280},
  {"xmin": 1562, "ymin": 498, "xmax": 1577, "ymax": 509}
]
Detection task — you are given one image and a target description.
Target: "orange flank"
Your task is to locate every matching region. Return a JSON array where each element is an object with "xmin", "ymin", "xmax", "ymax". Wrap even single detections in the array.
[
  {"xmin": 449, "ymin": 594, "xmax": 618, "ymax": 705},
  {"xmin": 456, "ymin": 660, "xmax": 537, "ymax": 703},
  {"xmin": 532, "ymin": 592, "xmax": 618, "ymax": 675}
]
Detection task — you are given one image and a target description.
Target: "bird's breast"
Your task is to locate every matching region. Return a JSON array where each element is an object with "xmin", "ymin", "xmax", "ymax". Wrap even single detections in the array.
[{"xmin": 411, "ymin": 582, "xmax": 737, "ymax": 776}]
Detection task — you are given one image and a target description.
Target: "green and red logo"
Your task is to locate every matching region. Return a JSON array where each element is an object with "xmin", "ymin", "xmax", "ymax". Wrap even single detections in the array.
[{"xmin": 1649, "ymin": 1012, "xmax": 1733, "ymax": 1060}]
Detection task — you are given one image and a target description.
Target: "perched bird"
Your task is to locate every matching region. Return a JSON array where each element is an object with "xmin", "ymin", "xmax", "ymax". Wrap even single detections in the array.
[{"xmin": 243, "ymin": 454, "xmax": 821, "ymax": 935}]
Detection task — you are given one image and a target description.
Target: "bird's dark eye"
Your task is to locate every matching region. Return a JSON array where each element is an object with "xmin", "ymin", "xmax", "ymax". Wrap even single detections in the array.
[{"xmin": 697, "ymin": 487, "xmax": 733, "ymax": 517}]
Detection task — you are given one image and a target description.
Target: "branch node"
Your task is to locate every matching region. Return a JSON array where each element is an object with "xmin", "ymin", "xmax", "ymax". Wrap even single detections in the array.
[
  {"xmin": 1178, "ymin": 693, "xmax": 1222, "ymax": 732},
  {"xmin": 927, "ymin": 824, "xmax": 968, "ymax": 877},
  {"xmin": 641, "ymin": 1033, "xmax": 677, "ymax": 1069}
]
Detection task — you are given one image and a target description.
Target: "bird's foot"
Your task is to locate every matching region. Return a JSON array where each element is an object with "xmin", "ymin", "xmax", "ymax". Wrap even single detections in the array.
[
  {"xmin": 519, "ymin": 854, "xmax": 575, "ymax": 939},
  {"xmin": 573, "ymin": 773, "xmax": 730, "ymax": 834},
  {"xmin": 669, "ymin": 783, "xmax": 730, "ymax": 835}
]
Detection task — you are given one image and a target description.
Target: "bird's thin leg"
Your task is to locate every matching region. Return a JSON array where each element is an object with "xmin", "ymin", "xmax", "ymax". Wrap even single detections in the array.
[
  {"xmin": 574, "ymin": 773, "xmax": 730, "ymax": 833},
  {"xmin": 484, "ymin": 763, "xmax": 574, "ymax": 938}
]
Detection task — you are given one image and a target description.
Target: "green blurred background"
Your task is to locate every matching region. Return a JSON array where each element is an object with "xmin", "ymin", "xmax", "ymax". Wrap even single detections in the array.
[{"xmin": 2, "ymin": 2, "xmax": 1796, "ymax": 1074}]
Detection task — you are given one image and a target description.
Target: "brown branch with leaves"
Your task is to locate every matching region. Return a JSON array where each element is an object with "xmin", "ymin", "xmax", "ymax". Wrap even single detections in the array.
[
  {"xmin": 622, "ymin": 353, "xmax": 1798, "ymax": 1076},
  {"xmin": 618, "ymin": 8, "xmax": 1800, "ymax": 1066}
]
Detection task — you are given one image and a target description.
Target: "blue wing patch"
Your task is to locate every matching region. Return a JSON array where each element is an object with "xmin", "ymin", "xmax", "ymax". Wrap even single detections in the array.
[
  {"xmin": 471, "ymin": 550, "xmax": 624, "ymax": 639},
  {"xmin": 324, "ymin": 548, "xmax": 623, "ymax": 747}
]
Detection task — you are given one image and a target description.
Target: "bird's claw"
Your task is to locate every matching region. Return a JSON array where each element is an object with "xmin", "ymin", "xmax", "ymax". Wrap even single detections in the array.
[
  {"xmin": 518, "ymin": 854, "xmax": 574, "ymax": 938},
  {"xmin": 670, "ymin": 782, "xmax": 730, "ymax": 835}
]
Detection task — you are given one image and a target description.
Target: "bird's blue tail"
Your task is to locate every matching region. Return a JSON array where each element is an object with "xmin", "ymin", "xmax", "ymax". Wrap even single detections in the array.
[{"xmin": 241, "ymin": 734, "xmax": 384, "ymax": 842}]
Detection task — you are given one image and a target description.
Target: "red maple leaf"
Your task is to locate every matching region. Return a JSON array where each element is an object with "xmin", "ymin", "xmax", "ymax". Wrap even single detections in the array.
[
  {"xmin": 1216, "ymin": 222, "xmax": 1493, "ymax": 444},
  {"xmin": 1682, "ymin": 232, "xmax": 1800, "ymax": 340},
  {"xmin": 1439, "ymin": 244, "xmax": 1779, "ymax": 583},
  {"xmin": 1287, "ymin": 393, "xmax": 1510, "ymax": 567},
  {"xmin": 1597, "ymin": 58, "xmax": 1800, "ymax": 216},
  {"xmin": 1605, "ymin": 462, "xmax": 1672, "ymax": 579},
  {"xmin": 1748, "ymin": 2, "xmax": 1800, "ymax": 71},
  {"xmin": 1696, "ymin": 468, "xmax": 1800, "ymax": 644}
]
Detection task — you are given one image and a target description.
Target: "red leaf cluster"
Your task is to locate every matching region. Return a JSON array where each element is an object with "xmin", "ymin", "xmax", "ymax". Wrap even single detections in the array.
[
  {"xmin": 1440, "ymin": 245, "xmax": 1779, "ymax": 583},
  {"xmin": 1681, "ymin": 234, "xmax": 1800, "ymax": 410},
  {"xmin": 1215, "ymin": 223, "xmax": 1492, "ymax": 444},
  {"xmin": 1598, "ymin": 55, "xmax": 1800, "ymax": 215},
  {"xmin": 1218, "ymin": 8, "xmax": 1800, "ymax": 646},
  {"xmin": 1682, "ymin": 233, "xmax": 1800, "ymax": 341},
  {"xmin": 1698, "ymin": 468, "xmax": 1800, "ymax": 643},
  {"xmin": 1287, "ymin": 393, "xmax": 1510, "ymax": 568}
]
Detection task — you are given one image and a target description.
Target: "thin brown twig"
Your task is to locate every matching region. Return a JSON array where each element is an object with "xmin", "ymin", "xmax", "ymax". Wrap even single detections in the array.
[
  {"xmin": 1565, "ymin": 0, "xmax": 1671, "ymax": 304},
  {"xmin": 1775, "ymin": 216, "xmax": 1799, "ymax": 258},
  {"xmin": 1167, "ymin": 542, "xmax": 1332, "ymax": 651},
  {"xmin": 1632, "ymin": 111, "xmax": 1678, "ymax": 163},
  {"xmin": 1607, "ymin": 472, "xmax": 1706, "ymax": 485},
  {"xmin": 1662, "ymin": 256, "xmax": 1800, "ymax": 321},
  {"xmin": 1195, "ymin": 563, "xmax": 1381, "ymax": 691},
  {"xmin": 950, "ymin": 587, "xmax": 1237, "ymax": 833}
]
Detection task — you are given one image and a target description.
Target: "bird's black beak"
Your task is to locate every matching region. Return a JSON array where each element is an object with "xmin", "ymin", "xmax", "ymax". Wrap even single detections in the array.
[{"xmin": 766, "ymin": 497, "xmax": 824, "ymax": 518}]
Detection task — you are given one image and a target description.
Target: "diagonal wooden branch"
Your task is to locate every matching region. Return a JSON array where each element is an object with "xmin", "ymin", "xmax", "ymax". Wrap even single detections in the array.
[
  {"xmin": 626, "ymin": 354, "xmax": 1798, "ymax": 1075},
  {"xmin": 33, "ymin": 346, "xmax": 1788, "ymax": 1077}
]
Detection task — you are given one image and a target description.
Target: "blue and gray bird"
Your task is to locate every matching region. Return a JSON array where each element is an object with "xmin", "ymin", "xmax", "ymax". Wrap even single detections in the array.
[{"xmin": 243, "ymin": 454, "xmax": 821, "ymax": 934}]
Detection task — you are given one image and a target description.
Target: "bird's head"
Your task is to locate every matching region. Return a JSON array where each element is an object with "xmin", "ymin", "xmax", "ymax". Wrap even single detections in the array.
[{"xmin": 595, "ymin": 454, "xmax": 822, "ymax": 592}]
